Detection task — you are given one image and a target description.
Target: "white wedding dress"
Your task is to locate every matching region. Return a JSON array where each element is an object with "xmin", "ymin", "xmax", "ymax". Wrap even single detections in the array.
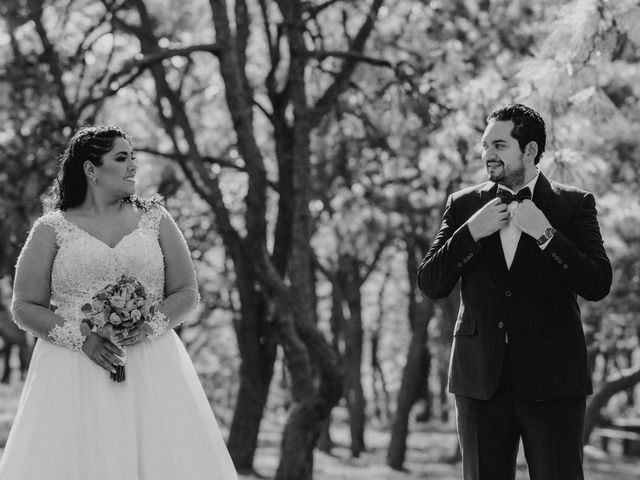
[{"xmin": 0, "ymin": 205, "xmax": 238, "ymax": 480}]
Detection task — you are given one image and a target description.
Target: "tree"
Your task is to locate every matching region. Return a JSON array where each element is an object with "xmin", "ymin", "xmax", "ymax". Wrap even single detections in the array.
[{"xmin": 97, "ymin": 0, "xmax": 389, "ymax": 477}]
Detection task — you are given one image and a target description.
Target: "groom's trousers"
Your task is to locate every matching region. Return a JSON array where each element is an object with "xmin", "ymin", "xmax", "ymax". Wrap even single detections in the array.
[{"xmin": 454, "ymin": 347, "xmax": 586, "ymax": 480}]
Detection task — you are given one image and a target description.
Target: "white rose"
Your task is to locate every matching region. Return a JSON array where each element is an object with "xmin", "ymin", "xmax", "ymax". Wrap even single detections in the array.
[{"xmin": 109, "ymin": 313, "xmax": 122, "ymax": 325}]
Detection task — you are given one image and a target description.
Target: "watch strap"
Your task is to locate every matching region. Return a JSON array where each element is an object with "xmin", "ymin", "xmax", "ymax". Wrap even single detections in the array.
[{"xmin": 536, "ymin": 227, "xmax": 556, "ymax": 246}]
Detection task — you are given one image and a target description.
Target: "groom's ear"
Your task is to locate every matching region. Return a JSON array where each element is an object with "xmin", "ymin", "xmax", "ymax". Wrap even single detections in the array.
[{"xmin": 524, "ymin": 141, "xmax": 538, "ymax": 162}]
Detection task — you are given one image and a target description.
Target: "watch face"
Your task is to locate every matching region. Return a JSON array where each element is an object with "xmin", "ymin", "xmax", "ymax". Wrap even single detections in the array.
[{"xmin": 537, "ymin": 227, "xmax": 555, "ymax": 245}]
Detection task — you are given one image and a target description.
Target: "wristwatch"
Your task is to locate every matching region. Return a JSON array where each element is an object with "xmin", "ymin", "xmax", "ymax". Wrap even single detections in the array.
[{"xmin": 536, "ymin": 226, "xmax": 556, "ymax": 246}]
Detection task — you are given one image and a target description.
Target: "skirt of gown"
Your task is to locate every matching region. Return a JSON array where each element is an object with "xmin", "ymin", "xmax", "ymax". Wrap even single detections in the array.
[{"xmin": 0, "ymin": 331, "xmax": 239, "ymax": 480}]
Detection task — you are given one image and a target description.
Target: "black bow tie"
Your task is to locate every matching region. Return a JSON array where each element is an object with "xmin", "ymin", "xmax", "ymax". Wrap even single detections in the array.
[{"xmin": 497, "ymin": 187, "xmax": 531, "ymax": 204}]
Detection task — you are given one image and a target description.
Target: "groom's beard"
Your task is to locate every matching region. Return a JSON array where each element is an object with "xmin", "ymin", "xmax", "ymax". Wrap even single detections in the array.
[{"xmin": 488, "ymin": 154, "xmax": 526, "ymax": 190}]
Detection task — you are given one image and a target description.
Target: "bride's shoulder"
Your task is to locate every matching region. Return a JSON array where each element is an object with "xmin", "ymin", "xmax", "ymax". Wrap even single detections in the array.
[
  {"xmin": 33, "ymin": 209, "xmax": 65, "ymax": 230},
  {"xmin": 125, "ymin": 194, "xmax": 172, "ymax": 232},
  {"xmin": 123, "ymin": 193, "xmax": 166, "ymax": 213},
  {"xmin": 27, "ymin": 210, "xmax": 69, "ymax": 245}
]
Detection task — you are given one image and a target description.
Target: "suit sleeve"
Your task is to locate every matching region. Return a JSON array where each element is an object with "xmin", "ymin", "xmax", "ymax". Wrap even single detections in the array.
[
  {"xmin": 417, "ymin": 194, "xmax": 482, "ymax": 299},
  {"xmin": 544, "ymin": 192, "xmax": 612, "ymax": 301}
]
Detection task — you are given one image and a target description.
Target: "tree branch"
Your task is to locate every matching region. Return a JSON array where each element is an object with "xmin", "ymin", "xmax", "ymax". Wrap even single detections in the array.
[
  {"xmin": 235, "ymin": 0, "xmax": 250, "ymax": 71},
  {"xmin": 308, "ymin": 49, "xmax": 394, "ymax": 69},
  {"xmin": 360, "ymin": 233, "xmax": 391, "ymax": 285},
  {"xmin": 137, "ymin": 148, "xmax": 241, "ymax": 170},
  {"xmin": 310, "ymin": 0, "xmax": 385, "ymax": 125},
  {"xmin": 303, "ymin": 0, "xmax": 343, "ymax": 19},
  {"xmin": 28, "ymin": 0, "xmax": 72, "ymax": 118},
  {"xmin": 209, "ymin": 0, "xmax": 269, "ymax": 246}
]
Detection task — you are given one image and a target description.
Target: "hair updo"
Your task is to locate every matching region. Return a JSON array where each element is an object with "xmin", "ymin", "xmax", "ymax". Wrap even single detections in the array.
[{"xmin": 45, "ymin": 125, "xmax": 132, "ymax": 211}]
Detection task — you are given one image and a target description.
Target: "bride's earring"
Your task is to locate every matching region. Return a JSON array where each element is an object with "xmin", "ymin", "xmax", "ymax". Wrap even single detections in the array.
[{"xmin": 91, "ymin": 176, "xmax": 97, "ymax": 185}]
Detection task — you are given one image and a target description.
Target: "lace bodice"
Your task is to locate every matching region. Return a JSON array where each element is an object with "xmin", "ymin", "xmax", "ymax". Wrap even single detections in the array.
[
  {"xmin": 12, "ymin": 199, "xmax": 198, "ymax": 351},
  {"xmin": 36, "ymin": 206, "xmax": 166, "ymax": 324}
]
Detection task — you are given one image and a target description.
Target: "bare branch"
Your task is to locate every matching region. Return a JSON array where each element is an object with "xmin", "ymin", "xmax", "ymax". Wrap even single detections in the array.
[
  {"xmin": 28, "ymin": 1, "xmax": 72, "ymax": 117},
  {"xmin": 310, "ymin": 0, "xmax": 385, "ymax": 124},
  {"xmin": 209, "ymin": 0, "xmax": 269, "ymax": 245},
  {"xmin": 137, "ymin": 148, "xmax": 244, "ymax": 172},
  {"xmin": 361, "ymin": 234, "xmax": 391, "ymax": 284},
  {"xmin": 259, "ymin": 0, "xmax": 284, "ymax": 108},
  {"xmin": 308, "ymin": 50, "xmax": 394, "ymax": 69},
  {"xmin": 235, "ymin": 0, "xmax": 250, "ymax": 70},
  {"xmin": 303, "ymin": 0, "xmax": 343, "ymax": 19},
  {"xmin": 253, "ymin": 97, "xmax": 273, "ymax": 120},
  {"xmin": 75, "ymin": 67, "xmax": 146, "ymax": 115}
]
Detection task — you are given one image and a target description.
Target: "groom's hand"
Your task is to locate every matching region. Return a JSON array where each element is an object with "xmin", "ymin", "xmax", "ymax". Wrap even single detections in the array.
[
  {"xmin": 467, "ymin": 198, "xmax": 509, "ymax": 242},
  {"xmin": 511, "ymin": 200, "xmax": 551, "ymax": 239}
]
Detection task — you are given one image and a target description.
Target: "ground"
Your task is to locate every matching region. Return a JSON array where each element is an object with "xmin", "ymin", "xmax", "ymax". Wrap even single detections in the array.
[
  {"xmin": 1, "ymin": 381, "xmax": 639, "ymax": 479},
  {"xmin": 236, "ymin": 414, "xmax": 640, "ymax": 480}
]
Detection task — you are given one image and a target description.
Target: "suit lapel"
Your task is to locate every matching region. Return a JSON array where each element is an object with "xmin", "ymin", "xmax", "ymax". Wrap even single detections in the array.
[{"xmin": 532, "ymin": 172, "xmax": 553, "ymax": 213}]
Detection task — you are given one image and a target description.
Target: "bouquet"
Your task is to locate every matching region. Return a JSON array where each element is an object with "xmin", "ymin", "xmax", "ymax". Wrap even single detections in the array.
[{"xmin": 81, "ymin": 275, "xmax": 154, "ymax": 382}]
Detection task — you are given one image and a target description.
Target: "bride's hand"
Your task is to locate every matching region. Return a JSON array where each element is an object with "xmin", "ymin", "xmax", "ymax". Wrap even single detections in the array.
[
  {"xmin": 114, "ymin": 322, "xmax": 153, "ymax": 347},
  {"xmin": 81, "ymin": 332, "xmax": 125, "ymax": 374}
]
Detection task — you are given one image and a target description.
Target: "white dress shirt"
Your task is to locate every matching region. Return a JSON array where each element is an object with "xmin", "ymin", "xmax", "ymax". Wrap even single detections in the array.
[{"xmin": 498, "ymin": 171, "xmax": 540, "ymax": 269}]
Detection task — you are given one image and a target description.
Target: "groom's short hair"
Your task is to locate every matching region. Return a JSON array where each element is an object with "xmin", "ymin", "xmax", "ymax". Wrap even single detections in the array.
[{"xmin": 487, "ymin": 104, "xmax": 546, "ymax": 164}]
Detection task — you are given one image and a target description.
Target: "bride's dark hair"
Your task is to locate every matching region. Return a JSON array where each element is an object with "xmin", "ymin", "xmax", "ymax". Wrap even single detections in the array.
[{"xmin": 45, "ymin": 125, "xmax": 133, "ymax": 211}]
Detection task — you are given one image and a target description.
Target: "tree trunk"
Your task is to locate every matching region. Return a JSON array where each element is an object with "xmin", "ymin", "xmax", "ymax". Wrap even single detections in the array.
[
  {"xmin": 583, "ymin": 366, "xmax": 640, "ymax": 444},
  {"xmin": 317, "ymin": 284, "xmax": 346, "ymax": 454},
  {"xmin": 273, "ymin": 3, "xmax": 344, "ymax": 474},
  {"xmin": 227, "ymin": 290, "xmax": 277, "ymax": 472},
  {"xmin": 276, "ymin": 398, "xmax": 327, "ymax": 479},
  {"xmin": 439, "ymin": 359, "xmax": 450, "ymax": 423},
  {"xmin": 436, "ymin": 289, "xmax": 459, "ymax": 424},
  {"xmin": 371, "ymin": 270, "xmax": 391, "ymax": 422},
  {"xmin": 387, "ymin": 296, "xmax": 435, "ymax": 470},
  {"xmin": 371, "ymin": 331, "xmax": 391, "ymax": 422},
  {"xmin": 415, "ymin": 350, "xmax": 432, "ymax": 423},
  {"xmin": 316, "ymin": 416, "xmax": 333, "ymax": 453},
  {"xmin": 271, "ymin": 302, "xmax": 342, "ymax": 480},
  {"xmin": 344, "ymin": 290, "xmax": 366, "ymax": 457}
]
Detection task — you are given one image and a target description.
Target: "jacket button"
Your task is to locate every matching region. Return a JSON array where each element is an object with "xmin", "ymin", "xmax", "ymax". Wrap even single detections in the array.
[
  {"xmin": 505, "ymin": 290, "xmax": 512, "ymax": 298},
  {"xmin": 563, "ymin": 264, "xmax": 568, "ymax": 269},
  {"xmin": 457, "ymin": 262, "xmax": 462, "ymax": 268},
  {"xmin": 498, "ymin": 321, "xmax": 504, "ymax": 328}
]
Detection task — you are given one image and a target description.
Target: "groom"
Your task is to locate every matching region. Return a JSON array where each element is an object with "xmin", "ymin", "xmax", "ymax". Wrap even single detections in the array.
[{"xmin": 417, "ymin": 104, "xmax": 611, "ymax": 480}]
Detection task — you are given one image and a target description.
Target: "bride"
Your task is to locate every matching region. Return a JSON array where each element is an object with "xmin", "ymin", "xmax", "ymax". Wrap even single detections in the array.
[{"xmin": 0, "ymin": 126, "xmax": 239, "ymax": 480}]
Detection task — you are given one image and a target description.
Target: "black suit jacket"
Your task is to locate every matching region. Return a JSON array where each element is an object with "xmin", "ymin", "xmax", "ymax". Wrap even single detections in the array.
[{"xmin": 418, "ymin": 173, "xmax": 612, "ymax": 400}]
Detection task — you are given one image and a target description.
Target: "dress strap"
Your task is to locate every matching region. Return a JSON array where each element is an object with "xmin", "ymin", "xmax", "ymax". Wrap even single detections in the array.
[
  {"xmin": 33, "ymin": 211, "xmax": 78, "ymax": 247},
  {"xmin": 139, "ymin": 204, "xmax": 166, "ymax": 237}
]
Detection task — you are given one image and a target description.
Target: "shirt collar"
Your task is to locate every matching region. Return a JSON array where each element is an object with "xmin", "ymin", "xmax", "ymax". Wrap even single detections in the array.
[{"xmin": 497, "ymin": 169, "xmax": 540, "ymax": 195}]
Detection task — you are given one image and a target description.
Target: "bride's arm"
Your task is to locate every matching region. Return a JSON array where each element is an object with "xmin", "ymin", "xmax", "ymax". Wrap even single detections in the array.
[
  {"xmin": 12, "ymin": 222, "xmax": 87, "ymax": 351},
  {"xmin": 13, "ymin": 221, "xmax": 124, "ymax": 370},
  {"xmin": 145, "ymin": 209, "xmax": 200, "ymax": 338}
]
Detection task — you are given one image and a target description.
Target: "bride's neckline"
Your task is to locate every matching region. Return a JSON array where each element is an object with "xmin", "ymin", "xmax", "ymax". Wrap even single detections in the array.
[{"xmin": 56, "ymin": 209, "xmax": 145, "ymax": 250}]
